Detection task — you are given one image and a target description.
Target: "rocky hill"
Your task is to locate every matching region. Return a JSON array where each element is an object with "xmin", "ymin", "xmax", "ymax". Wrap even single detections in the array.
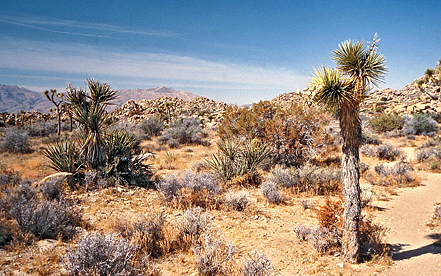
[
  {"xmin": 111, "ymin": 96, "xmax": 229, "ymax": 123},
  {"xmin": 114, "ymin": 87, "xmax": 198, "ymax": 109}
]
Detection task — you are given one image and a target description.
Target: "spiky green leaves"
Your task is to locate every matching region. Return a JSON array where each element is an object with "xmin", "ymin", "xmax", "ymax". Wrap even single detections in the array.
[
  {"xmin": 310, "ymin": 67, "xmax": 353, "ymax": 111},
  {"xmin": 42, "ymin": 140, "xmax": 81, "ymax": 173},
  {"xmin": 332, "ymin": 40, "xmax": 387, "ymax": 87}
]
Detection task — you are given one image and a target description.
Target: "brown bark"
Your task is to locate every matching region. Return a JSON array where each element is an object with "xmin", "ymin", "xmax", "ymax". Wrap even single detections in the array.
[{"xmin": 340, "ymin": 103, "xmax": 362, "ymax": 263}]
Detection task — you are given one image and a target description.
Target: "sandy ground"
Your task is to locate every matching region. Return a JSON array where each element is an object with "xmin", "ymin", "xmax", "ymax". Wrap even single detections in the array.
[{"xmin": 376, "ymin": 168, "xmax": 441, "ymax": 276}]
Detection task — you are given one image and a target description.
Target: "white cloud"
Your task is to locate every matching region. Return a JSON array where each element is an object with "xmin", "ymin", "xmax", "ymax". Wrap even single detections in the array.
[
  {"xmin": 2, "ymin": 39, "xmax": 305, "ymax": 83},
  {"xmin": 0, "ymin": 15, "xmax": 179, "ymax": 38},
  {"xmin": 0, "ymin": 38, "xmax": 308, "ymax": 103}
]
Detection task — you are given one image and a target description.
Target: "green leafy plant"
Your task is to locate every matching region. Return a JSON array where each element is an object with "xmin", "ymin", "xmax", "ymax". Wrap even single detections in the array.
[{"xmin": 368, "ymin": 112, "xmax": 404, "ymax": 133}]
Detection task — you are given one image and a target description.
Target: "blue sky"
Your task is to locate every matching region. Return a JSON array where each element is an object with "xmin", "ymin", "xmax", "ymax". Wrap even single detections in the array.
[{"xmin": 0, "ymin": 0, "xmax": 440, "ymax": 105}]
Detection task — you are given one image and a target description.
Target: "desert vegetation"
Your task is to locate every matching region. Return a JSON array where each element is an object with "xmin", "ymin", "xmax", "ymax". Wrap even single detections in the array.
[{"xmin": 1, "ymin": 57, "xmax": 441, "ymax": 274}]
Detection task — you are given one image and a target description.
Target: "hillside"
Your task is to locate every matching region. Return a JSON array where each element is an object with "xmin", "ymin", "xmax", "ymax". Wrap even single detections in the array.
[
  {"xmin": 0, "ymin": 85, "xmax": 200, "ymax": 113},
  {"xmin": 0, "ymin": 85, "xmax": 51, "ymax": 113}
]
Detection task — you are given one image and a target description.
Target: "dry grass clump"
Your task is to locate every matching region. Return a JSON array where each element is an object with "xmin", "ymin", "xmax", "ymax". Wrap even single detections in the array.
[
  {"xmin": 113, "ymin": 212, "xmax": 169, "ymax": 258},
  {"xmin": 267, "ymin": 163, "xmax": 341, "ymax": 196},
  {"xmin": 415, "ymin": 136, "xmax": 441, "ymax": 171},
  {"xmin": 361, "ymin": 143, "xmax": 403, "ymax": 161},
  {"xmin": 63, "ymin": 232, "xmax": 157, "ymax": 276},
  {"xmin": 224, "ymin": 190, "xmax": 253, "ymax": 211},
  {"xmin": 156, "ymin": 171, "xmax": 222, "ymax": 209},
  {"xmin": 240, "ymin": 251, "xmax": 276, "ymax": 276},
  {"xmin": 260, "ymin": 181, "xmax": 286, "ymax": 204},
  {"xmin": 363, "ymin": 161, "xmax": 420, "ymax": 187},
  {"xmin": 193, "ymin": 233, "xmax": 236, "ymax": 276}
]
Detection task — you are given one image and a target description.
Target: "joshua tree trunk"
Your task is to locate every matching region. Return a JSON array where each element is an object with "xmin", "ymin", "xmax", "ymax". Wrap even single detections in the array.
[
  {"xmin": 57, "ymin": 107, "xmax": 62, "ymax": 137},
  {"xmin": 339, "ymin": 103, "xmax": 362, "ymax": 263}
]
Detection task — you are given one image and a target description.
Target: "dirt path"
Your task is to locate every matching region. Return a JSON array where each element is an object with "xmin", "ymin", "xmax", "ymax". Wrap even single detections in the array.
[{"xmin": 375, "ymin": 171, "xmax": 441, "ymax": 275}]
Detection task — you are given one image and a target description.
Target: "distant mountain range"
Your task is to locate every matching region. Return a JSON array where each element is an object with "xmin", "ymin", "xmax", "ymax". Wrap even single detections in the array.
[{"xmin": 0, "ymin": 85, "xmax": 199, "ymax": 113}]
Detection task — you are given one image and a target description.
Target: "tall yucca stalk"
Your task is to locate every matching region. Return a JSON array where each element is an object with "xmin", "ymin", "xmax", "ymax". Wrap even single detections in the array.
[{"xmin": 309, "ymin": 34, "xmax": 387, "ymax": 263}]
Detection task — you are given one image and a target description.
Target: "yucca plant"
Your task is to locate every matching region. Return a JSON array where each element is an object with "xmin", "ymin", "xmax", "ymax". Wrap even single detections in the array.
[
  {"xmin": 207, "ymin": 139, "xmax": 270, "ymax": 186},
  {"xmin": 102, "ymin": 130, "xmax": 153, "ymax": 186},
  {"xmin": 42, "ymin": 140, "xmax": 81, "ymax": 173},
  {"xmin": 66, "ymin": 79, "xmax": 117, "ymax": 169},
  {"xmin": 206, "ymin": 139, "xmax": 240, "ymax": 181}
]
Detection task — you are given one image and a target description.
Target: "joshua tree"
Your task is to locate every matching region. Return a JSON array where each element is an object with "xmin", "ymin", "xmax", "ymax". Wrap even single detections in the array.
[
  {"xmin": 309, "ymin": 34, "xmax": 387, "ymax": 263},
  {"xmin": 44, "ymin": 89, "xmax": 65, "ymax": 137}
]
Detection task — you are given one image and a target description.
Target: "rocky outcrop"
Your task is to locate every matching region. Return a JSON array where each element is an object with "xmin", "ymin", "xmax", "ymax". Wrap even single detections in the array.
[
  {"xmin": 111, "ymin": 96, "xmax": 229, "ymax": 123},
  {"xmin": 362, "ymin": 81, "xmax": 441, "ymax": 115}
]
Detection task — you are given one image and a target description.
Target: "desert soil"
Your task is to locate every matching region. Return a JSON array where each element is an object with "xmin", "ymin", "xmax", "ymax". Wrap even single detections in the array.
[{"xmin": 376, "ymin": 147, "xmax": 441, "ymax": 275}]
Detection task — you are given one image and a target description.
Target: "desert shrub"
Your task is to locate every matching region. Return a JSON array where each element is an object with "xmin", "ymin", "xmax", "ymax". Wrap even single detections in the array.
[
  {"xmin": 40, "ymin": 178, "xmax": 63, "ymax": 200},
  {"xmin": 261, "ymin": 181, "xmax": 285, "ymax": 204},
  {"xmin": 0, "ymin": 182, "xmax": 37, "ymax": 212},
  {"xmin": 156, "ymin": 171, "xmax": 222, "ymax": 209},
  {"xmin": 207, "ymin": 139, "xmax": 271, "ymax": 186},
  {"xmin": 364, "ymin": 161, "xmax": 417, "ymax": 187},
  {"xmin": 268, "ymin": 166, "xmax": 299, "ymax": 188},
  {"xmin": 192, "ymin": 233, "xmax": 235, "ymax": 276},
  {"xmin": 307, "ymin": 227, "xmax": 339, "ymax": 253},
  {"xmin": 219, "ymin": 101, "xmax": 334, "ymax": 167},
  {"xmin": 293, "ymin": 225, "xmax": 311, "ymax": 241},
  {"xmin": 294, "ymin": 198, "xmax": 387, "ymax": 260},
  {"xmin": 63, "ymin": 232, "xmax": 139, "ymax": 276},
  {"xmin": 158, "ymin": 117, "xmax": 206, "ymax": 147},
  {"xmin": 368, "ymin": 112, "xmax": 404, "ymax": 133},
  {"xmin": 420, "ymin": 136, "xmax": 441, "ymax": 148},
  {"xmin": 176, "ymin": 207, "xmax": 212, "ymax": 251},
  {"xmin": 360, "ymin": 184, "xmax": 375, "ymax": 206},
  {"xmin": 156, "ymin": 174, "xmax": 181, "ymax": 201},
  {"xmin": 359, "ymin": 216, "xmax": 389, "ymax": 260},
  {"xmin": 376, "ymin": 144, "xmax": 403, "ymax": 161},
  {"xmin": 140, "ymin": 116, "xmax": 164, "ymax": 139},
  {"xmin": 362, "ymin": 132, "xmax": 382, "ymax": 145},
  {"xmin": 428, "ymin": 112, "xmax": 441, "ymax": 123},
  {"xmin": 403, "ymin": 113, "xmax": 439, "ymax": 135},
  {"xmin": 316, "ymin": 197, "xmax": 343, "ymax": 232},
  {"xmin": 360, "ymin": 162, "xmax": 370, "ymax": 174},
  {"xmin": 0, "ymin": 220, "xmax": 13, "ymax": 246},
  {"xmin": 224, "ymin": 190, "xmax": 252, "ymax": 211},
  {"xmin": 240, "ymin": 251, "xmax": 275, "ymax": 276},
  {"xmin": 114, "ymin": 213, "xmax": 168, "ymax": 258},
  {"xmin": 17, "ymin": 199, "xmax": 80, "ymax": 240},
  {"xmin": 0, "ymin": 169, "xmax": 22, "ymax": 188},
  {"xmin": 360, "ymin": 143, "xmax": 403, "ymax": 161},
  {"xmin": 1, "ymin": 182, "xmax": 81, "ymax": 240},
  {"xmin": 0, "ymin": 127, "xmax": 32, "ymax": 153},
  {"xmin": 269, "ymin": 163, "xmax": 340, "ymax": 195},
  {"xmin": 24, "ymin": 121, "xmax": 58, "ymax": 137}
]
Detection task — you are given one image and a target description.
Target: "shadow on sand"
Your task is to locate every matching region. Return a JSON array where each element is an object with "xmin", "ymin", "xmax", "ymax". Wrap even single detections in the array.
[{"xmin": 390, "ymin": 234, "xmax": 441, "ymax": 261}]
